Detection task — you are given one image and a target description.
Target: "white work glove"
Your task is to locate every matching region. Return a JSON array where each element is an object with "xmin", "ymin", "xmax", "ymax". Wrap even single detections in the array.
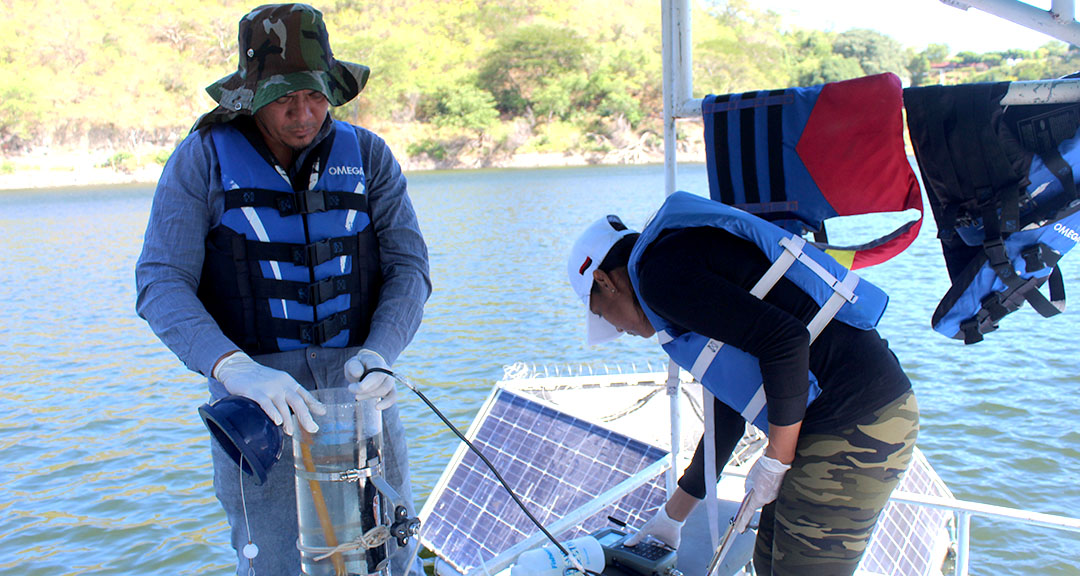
[
  {"xmin": 212, "ymin": 351, "xmax": 325, "ymax": 436},
  {"xmin": 734, "ymin": 454, "xmax": 791, "ymax": 533},
  {"xmin": 345, "ymin": 349, "xmax": 396, "ymax": 410},
  {"xmin": 624, "ymin": 505, "xmax": 684, "ymax": 549}
]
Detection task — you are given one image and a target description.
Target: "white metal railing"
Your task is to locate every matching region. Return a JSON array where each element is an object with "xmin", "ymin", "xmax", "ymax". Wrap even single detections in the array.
[
  {"xmin": 501, "ymin": 361, "xmax": 669, "ymax": 380},
  {"xmin": 888, "ymin": 490, "xmax": 1080, "ymax": 576},
  {"xmin": 944, "ymin": 0, "xmax": 1080, "ymax": 46}
]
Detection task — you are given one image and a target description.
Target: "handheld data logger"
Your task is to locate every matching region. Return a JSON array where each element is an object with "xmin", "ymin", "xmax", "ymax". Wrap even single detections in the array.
[{"xmin": 591, "ymin": 527, "xmax": 680, "ymax": 576}]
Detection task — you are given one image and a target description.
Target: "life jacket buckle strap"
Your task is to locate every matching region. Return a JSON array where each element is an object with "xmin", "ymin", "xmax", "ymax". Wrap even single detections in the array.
[
  {"xmin": 299, "ymin": 312, "xmax": 350, "ymax": 345},
  {"xmin": 303, "ymin": 276, "xmax": 348, "ymax": 305},
  {"xmin": 299, "ymin": 190, "xmax": 327, "ymax": 214},
  {"xmin": 275, "ymin": 190, "xmax": 328, "ymax": 215},
  {"xmin": 274, "ymin": 190, "xmax": 365, "ymax": 216},
  {"xmin": 960, "ymin": 312, "xmax": 994, "ymax": 344},
  {"xmin": 982, "ymin": 238, "xmax": 1012, "ymax": 274},
  {"xmin": 293, "ymin": 238, "xmax": 349, "ymax": 267},
  {"xmin": 981, "ymin": 289, "xmax": 1018, "ymax": 320},
  {"xmin": 1020, "ymin": 243, "xmax": 1061, "ymax": 273}
]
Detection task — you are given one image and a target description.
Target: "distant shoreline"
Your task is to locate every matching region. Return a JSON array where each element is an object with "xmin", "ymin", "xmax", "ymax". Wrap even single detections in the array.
[{"xmin": 0, "ymin": 147, "xmax": 707, "ymax": 192}]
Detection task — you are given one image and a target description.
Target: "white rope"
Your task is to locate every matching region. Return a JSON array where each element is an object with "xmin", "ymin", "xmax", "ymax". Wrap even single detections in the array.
[
  {"xmin": 239, "ymin": 454, "xmax": 257, "ymax": 576},
  {"xmin": 308, "ymin": 525, "xmax": 391, "ymax": 562}
]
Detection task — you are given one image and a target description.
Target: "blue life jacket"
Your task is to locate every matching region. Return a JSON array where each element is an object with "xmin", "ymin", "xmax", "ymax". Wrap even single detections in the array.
[
  {"xmin": 197, "ymin": 120, "xmax": 382, "ymax": 354},
  {"xmin": 931, "ymin": 204, "xmax": 1080, "ymax": 340},
  {"xmin": 627, "ymin": 192, "xmax": 889, "ymax": 432},
  {"xmin": 906, "ymin": 83, "xmax": 1080, "ymax": 343}
]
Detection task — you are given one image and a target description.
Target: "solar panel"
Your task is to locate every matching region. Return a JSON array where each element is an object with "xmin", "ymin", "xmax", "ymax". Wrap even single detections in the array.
[
  {"xmin": 859, "ymin": 448, "xmax": 954, "ymax": 576},
  {"xmin": 419, "ymin": 386, "xmax": 670, "ymax": 575},
  {"xmin": 420, "ymin": 370, "xmax": 953, "ymax": 576}
]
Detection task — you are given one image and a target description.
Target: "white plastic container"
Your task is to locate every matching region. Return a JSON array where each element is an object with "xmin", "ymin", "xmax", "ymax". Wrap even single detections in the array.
[{"xmin": 510, "ymin": 535, "xmax": 605, "ymax": 576}]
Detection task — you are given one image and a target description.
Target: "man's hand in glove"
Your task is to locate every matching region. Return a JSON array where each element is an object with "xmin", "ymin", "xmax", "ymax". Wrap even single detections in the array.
[
  {"xmin": 345, "ymin": 349, "xmax": 397, "ymax": 410},
  {"xmin": 213, "ymin": 351, "xmax": 325, "ymax": 436}
]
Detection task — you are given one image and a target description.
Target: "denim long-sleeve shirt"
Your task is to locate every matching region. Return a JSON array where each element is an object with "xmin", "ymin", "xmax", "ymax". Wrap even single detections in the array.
[{"xmin": 135, "ymin": 116, "xmax": 431, "ymax": 377}]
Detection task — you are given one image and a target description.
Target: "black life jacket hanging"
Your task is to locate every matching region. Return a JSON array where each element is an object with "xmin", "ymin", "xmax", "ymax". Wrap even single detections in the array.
[
  {"xmin": 905, "ymin": 82, "xmax": 1080, "ymax": 344},
  {"xmin": 702, "ymin": 72, "xmax": 924, "ymax": 270}
]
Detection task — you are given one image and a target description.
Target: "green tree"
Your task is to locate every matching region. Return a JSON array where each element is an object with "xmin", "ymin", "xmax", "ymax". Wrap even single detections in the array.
[
  {"xmin": 1037, "ymin": 42, "xmax": 1080, "ymax": 78},
  {"xmin": 980, "ymin": 52, "xmax": 1005, "ymax": 67},
  {"xmin": 0, "ymin": 81, "xmax": 43, "ymax": 152},
  {"xmin": 582, "ymin": 44, "xmax": 657, "ymax": 127},
  {"xmin": 6, "ymin": 0, "xmax": 1080, "ymax": 165},
  {"xmin": 1001, "ymin": 48, "xmax": 1033, "ymax": 61},
  {"xmin": 798, "ymin": 55, "xmax": 864, "ymax": 85},
  {"xmin": 787, "ymin": 29, "xmax": 836, "ymax": 86},
  {"xmin": 833, "ymin": 28, "xmax": 908, "ymax": 80},
  {"xmin": 476, "ymin": 24, "xmax": 588, "ymax": 116},
  {"xmin": 422, "ymin": 85, "xmax": 499, "ymax": 135},
  {"xmin": 954, "ymin": 51, "xmax": 982, "ymax": 65},
  {"xmin": 908, "ymin": 53, "xmax": 931, "ymax": 87},
  {"xmin": 1011, "ymin": 59, "xmax": 1051, "ymax": 80},
  {"xmin": 924, "ymin": 43, "xmax": 950, "ymax": 63},
  {"xmin": 695, "ymin": 0, "xmax": 790, "ymax": 94}
]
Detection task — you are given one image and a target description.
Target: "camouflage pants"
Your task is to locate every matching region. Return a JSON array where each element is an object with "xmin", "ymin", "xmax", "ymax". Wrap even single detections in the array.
[{"xmin": 753, "ymin": 390, "xmax": 919, "ymax": 576}]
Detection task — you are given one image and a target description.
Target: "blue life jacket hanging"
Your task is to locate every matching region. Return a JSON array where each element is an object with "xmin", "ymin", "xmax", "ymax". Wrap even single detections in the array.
[
  {"xmin": 905, "ymin": 82, "xmax": 1080, "ymax": 344},
  {"xmin": 702, "ymin": 73, "xmax": 923, "ymax": 270}
]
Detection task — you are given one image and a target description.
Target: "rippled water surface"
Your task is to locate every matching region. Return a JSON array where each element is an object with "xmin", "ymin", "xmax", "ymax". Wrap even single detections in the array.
[{"xmin": 1, "ymin": 164, "xmax": 1077, "ymax": 574}]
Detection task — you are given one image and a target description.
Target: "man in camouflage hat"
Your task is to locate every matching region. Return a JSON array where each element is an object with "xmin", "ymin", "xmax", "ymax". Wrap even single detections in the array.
[
  {"xmin": 136, "ymin": 4, "xmax": 430, "ymax": 575},
  {"xmin": 195, "ymin": 3, "xmax": 370, "ymax": 129}
]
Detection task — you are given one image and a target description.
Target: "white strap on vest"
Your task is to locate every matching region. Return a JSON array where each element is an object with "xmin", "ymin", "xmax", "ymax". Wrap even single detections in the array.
[
  {"xmin": 702, "ymin": 234, "xmax": 862, "ymax": 550},
  {"xmin": 741, "ymin": 236, "xmax": 861, "ymax": 424}
]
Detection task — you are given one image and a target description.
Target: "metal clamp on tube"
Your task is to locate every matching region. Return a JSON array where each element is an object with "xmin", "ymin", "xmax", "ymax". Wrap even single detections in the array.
[{"xmin": 371, "ymin": 475, "xmax": 422, "ymax": 547}]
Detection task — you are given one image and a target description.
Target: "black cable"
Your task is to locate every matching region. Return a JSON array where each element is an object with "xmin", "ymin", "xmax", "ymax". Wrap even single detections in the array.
[{"xmin": 362, "ymin": 368, "xmax": 580, "ymax": 565}]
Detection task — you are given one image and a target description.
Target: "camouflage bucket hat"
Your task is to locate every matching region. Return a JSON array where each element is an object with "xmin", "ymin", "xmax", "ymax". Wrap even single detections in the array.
[{"xmin": 206, "ymin": 3, "xmax": 369, "ymax": 115}]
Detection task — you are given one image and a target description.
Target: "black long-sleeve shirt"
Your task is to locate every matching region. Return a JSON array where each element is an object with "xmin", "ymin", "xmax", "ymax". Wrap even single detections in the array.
[{"xmin": 634, "ymin": 227, "xmax": 911, "ymax": 499}]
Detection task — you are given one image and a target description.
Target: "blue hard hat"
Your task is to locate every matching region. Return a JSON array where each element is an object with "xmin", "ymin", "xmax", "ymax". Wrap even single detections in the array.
[{"xmin": 198, "ymin": 395, "xmax": 284, "ymax": 485}]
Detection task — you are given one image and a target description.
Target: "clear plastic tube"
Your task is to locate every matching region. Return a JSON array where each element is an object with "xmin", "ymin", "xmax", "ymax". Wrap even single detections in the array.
[{"xmin": 294, "ymin": 387, "xmax": 387, "ymax": 576}]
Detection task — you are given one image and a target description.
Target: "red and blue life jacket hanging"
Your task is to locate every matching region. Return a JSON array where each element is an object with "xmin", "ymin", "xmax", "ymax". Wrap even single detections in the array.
[{"xmin": 702, "ymin": 72, "xmax": 923, "ymax": 270}]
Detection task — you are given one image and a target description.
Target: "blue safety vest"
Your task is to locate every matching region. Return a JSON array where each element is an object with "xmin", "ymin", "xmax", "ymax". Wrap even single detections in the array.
[
  {"xmin": 932, "ymin": 204, "xmax": 1080, "ymax": 340},
  {"xmin": 198, "ymin": 120, "xmax": 382, "ymax": 354},
  {"xmin": 627, "ymin": 191, "xmax": 889, "ymax": 432},
  {"xmin": 906, "ymin": 82, "xmax": 1080, "ymax": 343}
]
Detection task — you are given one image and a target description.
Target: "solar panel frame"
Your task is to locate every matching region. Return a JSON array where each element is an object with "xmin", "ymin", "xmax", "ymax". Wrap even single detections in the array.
[{"xmin": 419, "ymin": 385, "xmax": 671, "ymax": 575}]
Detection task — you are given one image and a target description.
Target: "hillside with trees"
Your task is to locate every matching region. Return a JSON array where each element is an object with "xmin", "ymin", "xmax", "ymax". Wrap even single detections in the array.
[{"xmin": 2, "ymin": 0, "xmax": 1078, "ymax": 176}]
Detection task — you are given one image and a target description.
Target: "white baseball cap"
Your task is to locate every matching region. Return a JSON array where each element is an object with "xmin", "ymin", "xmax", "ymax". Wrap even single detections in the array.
[{"xmin": 567, "ymin": 215, "xmax": 637, "ymax": 345}]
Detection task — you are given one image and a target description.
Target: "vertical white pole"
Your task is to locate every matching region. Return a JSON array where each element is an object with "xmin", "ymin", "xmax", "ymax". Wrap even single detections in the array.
[
  {"xmin": 662, "ymin": 0, "xmax": 677, "ymax": 200},
  {"xmin": 660, "ymin": 0, "xmax": 691, "ymax": 497},
  {"xmin": 660, "ymin": 0, "xmax": 677, "ymax": 496},
  {"xmin": 955, "ymin": 511, "xmax": 972, "ymax": 576},
  {"xmin": 1052, "ymin": 0, "xmax": 1076, "ymax": 21}
]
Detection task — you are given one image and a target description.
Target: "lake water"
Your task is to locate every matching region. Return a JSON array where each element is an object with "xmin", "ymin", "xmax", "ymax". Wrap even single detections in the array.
[{"xmin": 1, "ymin": 163, "xmax": 1077, "ymax": 575}]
